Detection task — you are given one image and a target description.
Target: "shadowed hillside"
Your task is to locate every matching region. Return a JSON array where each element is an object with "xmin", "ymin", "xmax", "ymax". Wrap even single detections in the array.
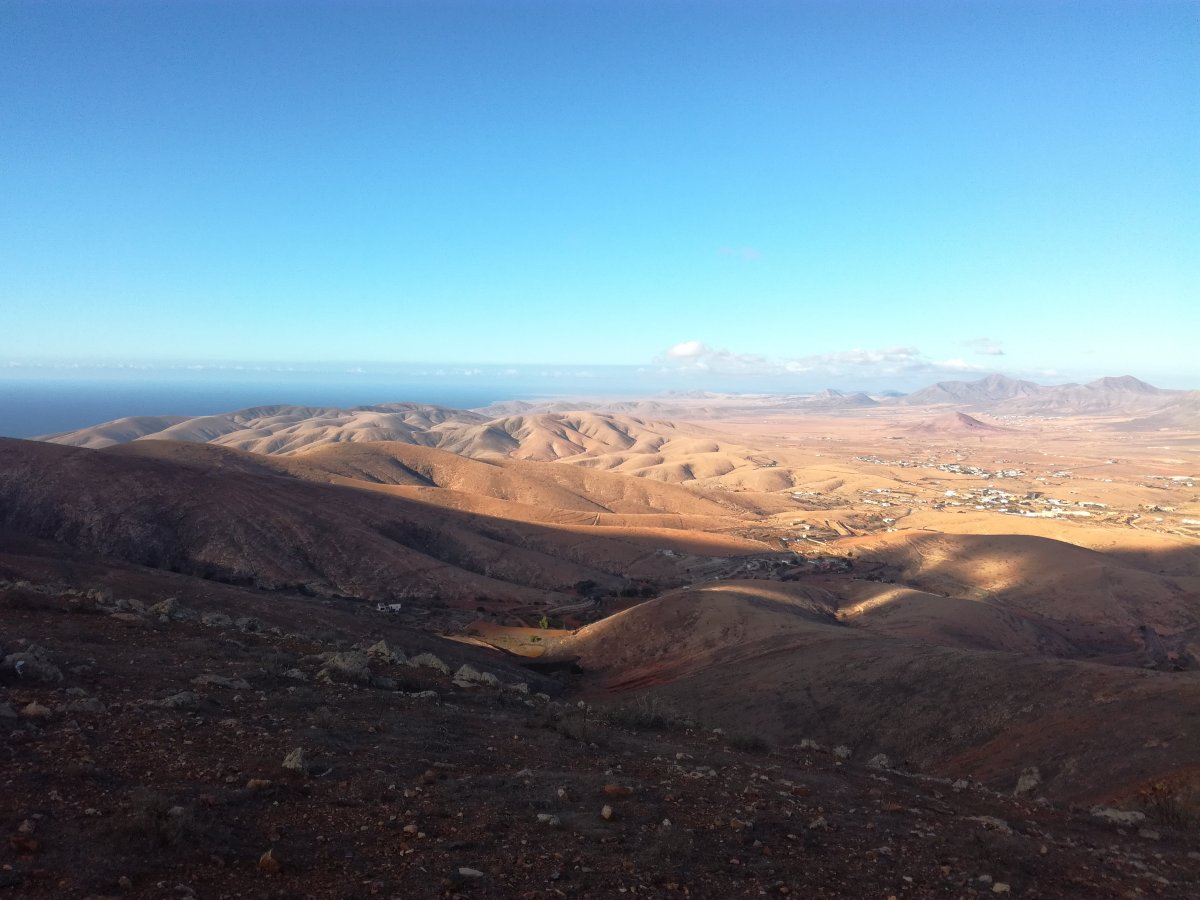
[
  {"xmin": 558, "ymin": 581, "xmax": 1200, "ymax": 801},
  {"xmin": 0, "ymin": 439, "xmax": 769, "ymax": 607}
]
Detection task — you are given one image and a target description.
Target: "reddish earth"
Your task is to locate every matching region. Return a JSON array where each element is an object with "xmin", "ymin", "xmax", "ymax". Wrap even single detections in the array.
[{"xmin": 4, "ymin": 573, "xmax": 1200, "ymax": 898}]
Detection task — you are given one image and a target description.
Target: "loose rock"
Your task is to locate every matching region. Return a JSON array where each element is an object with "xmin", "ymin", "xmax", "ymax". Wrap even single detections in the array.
[
  {"xmin": 1013, "ymin": 767, "xmax": 1041, "ymax": 796},
  {"xmin": 192, "ymin": 674, "xmax": 251, "ymax": 690},
  {"xmin": 1090, "ymin": 806, "xmax": 1146, "ymax": 826},
  {"xmin": 282, "ymin": 747, "xmax": 309, "ymax": 774},
  {"xmin": 156, "ymin": 691, "xmax": 200, "ymax": 710},
  {"xmin": 408, "ymin": 652, "xmax": 449, "ymax": 675},
  {"xmin": 317, "ymin": 651, "xmax": 372, "ymax": 684},
  {"xmin": 20, "ymin": 701, "xmax": 52, "ymax": 719}
]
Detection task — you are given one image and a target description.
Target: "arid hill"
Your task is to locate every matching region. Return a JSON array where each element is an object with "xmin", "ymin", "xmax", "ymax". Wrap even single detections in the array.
[
  {"xmin": 557, "ymin": 580, "xmax": 1200, "ymax": 801},
  {"xmin": 41, "ymin": 407, "xmax": 809, "ymax": 491},
  {"xmin": 42, "ymin": 403, "xmax": 487, "ymax": 453},
  {"xmin": 1114, "ymin": 391, "xmax": 1200, "ymax": 432},
  {"xmin": 900, "ymin": 374, "xmax": 1178, "ymax": 417},
  {"xmin": 0, "ymin": 438, "xmax": 769, "ymax": 607},
  {"xmin": 906, "ymin": 411, "xmax": 1013, "ymax": 435},
  {"xmin": 832, "ymin": 530, "xmax": 1200, "ymax": 656},
  {"xmin": 902, "ymin": 373, "xmax": 1046, "ymax": 406}
]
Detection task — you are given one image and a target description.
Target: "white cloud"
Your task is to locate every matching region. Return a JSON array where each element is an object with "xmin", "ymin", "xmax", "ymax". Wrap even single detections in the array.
[
  {"xmin": 963, "ymin": 337, "xmax": 1005, "ymax": 356},
  {"xmin": 666, "ymin": 340, "xmax": 711, "ymax": 359},
  {"xmin": 659, "ymin": 342, "xmax": 984, "ymax": 378}
]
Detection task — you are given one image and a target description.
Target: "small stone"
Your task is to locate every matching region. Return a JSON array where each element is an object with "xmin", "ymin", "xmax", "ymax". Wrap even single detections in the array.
[
  {"xmin": 64, "ymin": 697, "xmax": 106, "ymax": 715},
  {"xmin": 317, "ymin": 651, "xmax": 372, "ymax": 684},
  {"xmin": 3, "ymin": 648, "xmax": 63, "ymax": 683},
  {"xmin": 403, "ymin": 824, "xmax": 418, "ymax": 835},
  {"xmin": 1013, "ymin": 767, "xmax": 1041, "ymax": 796},
  {"xmin": 452, "ymin": 664, "xmax": 501, "ymax": 688},
  {"xmin": 832, "ymin": 745, "xmax": 851, "ymax": 760},
  {"xmin": 149, "ymin": 598, "xmax": 191, "ymax": 621},
  {"xmin": 156, "ymin": 691, "xmax": 200, "ymax": 710},
  {"xmin": 601, "ymin": 804, "xmax": 614, "ymax": 820},
  {"xmin": 536, "ymin": 813, "xmax": 561, "ymax": 827},
  {"xmin": 992, "ymin": 883, "xmax": 1010, "ymax": 894},
  {"xmin": 603, "ymin": 784, "xmax": 633, "ymax": 797},
  {"xmin": 200, "ymin": 612, "xmax": 233, "ymax": 628},
  {"xmin": 1138, "ymin": 827, "xmax": 1161, "ymax": 841},
  {"xmin": 282, "ymin": 748, "xmax": 309, "ymax": 774},
  {"xmin": 808, "ymin": 816, "xmax": 828, "ymax": 830},
  {"xmin": 246, "ymin": 779, "xmax": 272, "ymax": 791},
  {"xmin": 409, "ymin": 652, "xmax": 449, "ymax": 674},
  {"xmin": 458, "ymin": 867, "xmax": 484, "ymax": 879},
  {"xmin": 968, "ymin": 816, "xmax": 1013, "ymax": 835},
  {"xmin": 366, "ymin": 640, "xmax": 405, "ymax": 664},
  {"xmin": 118, "ymin": 875, "xmax": 133, "ymax": 890},
  {"xmin": 1090, "ymin": 806, "xmax": 1146, "ymax": 826},
  {"xmin": 191, "ymin": 674, "xmax": 251, "ymax": 690},
  {"xmin": 20, "ymin": 701, "xmax": 52, "ymax": 719},
  {"xmin": 866, "ymin": 753, "xmax": 891, "ymax": 770},
  {"xmin": 257, "ymin": 848, "xmax": 282, "ymax": 874}
]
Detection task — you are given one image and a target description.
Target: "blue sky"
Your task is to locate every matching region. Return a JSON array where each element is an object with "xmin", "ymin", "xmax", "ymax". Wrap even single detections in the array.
[{"xmin": 2, "ymin": 1, "xmax": 1197, "ymax": 392}]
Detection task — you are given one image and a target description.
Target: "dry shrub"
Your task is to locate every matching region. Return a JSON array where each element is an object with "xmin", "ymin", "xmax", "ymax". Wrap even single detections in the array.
[
  {"xmin": 0, "ymin": 587, "xmax": 66, "ymax": 612},
  {"xmin": 113, "ymin": 790, "xmax": 199, "ymax": 849},
  {"xmin": 602, "ymin": 695, "xmax": 694, "ymax": 732},
  {"xmin": 1140, "ymin": 780, "xmax": 1200, "ymax": 832},
  {"xmin": 728, "ymin": 732, "xmax": 770, "ymax": 753}
]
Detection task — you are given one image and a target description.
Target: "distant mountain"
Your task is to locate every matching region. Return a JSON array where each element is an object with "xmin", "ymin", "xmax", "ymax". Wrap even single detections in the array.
[
  {"xmin": 1113, "ymin": 391, "xmax": 1200, "ymax": 431},
  {"xmin": 1000, "ymin": 376, "xmax": 1173, "ymax": 416},
  {"xmin": 800, "ymin": 389, "xmax": 880, "ymax": 409},
  {"xmin": 1086, "ymin": 375, "xmax": 1162, "ymax": 395},
  {"xmin": 900, "ymin": 374, "xmax": 1179, "ymax": 416},
  {"xmin": 902, "ymin": 373, "xmax": 1044, "ymax": 406}
]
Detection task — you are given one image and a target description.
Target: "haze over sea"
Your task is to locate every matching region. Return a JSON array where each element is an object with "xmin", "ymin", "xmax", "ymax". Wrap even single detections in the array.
[{"xmin": 0, "ymin": 372, "xmax": 538, "ymax": 439}]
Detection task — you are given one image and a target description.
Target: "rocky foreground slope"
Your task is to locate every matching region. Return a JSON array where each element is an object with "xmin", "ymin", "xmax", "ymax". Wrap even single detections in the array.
[{"xmin": 3, "ymin": 576, "xmax": 1200, "ymax": 899}]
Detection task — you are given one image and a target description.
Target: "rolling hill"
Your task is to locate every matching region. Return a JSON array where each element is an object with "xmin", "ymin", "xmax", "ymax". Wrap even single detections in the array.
[
  {"xmin": 0, "ymin": 438, "xmax": 771, "ymax": 607},
  {"xmin": 557, "ymin": 580, "xmax": 1200, "ymax": 801}
]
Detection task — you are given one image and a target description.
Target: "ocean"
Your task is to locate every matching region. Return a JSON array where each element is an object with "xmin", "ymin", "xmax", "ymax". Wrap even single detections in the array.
[{"xmin": 0, "ymin": 374, "xmax": 532, "ymax": 439}]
